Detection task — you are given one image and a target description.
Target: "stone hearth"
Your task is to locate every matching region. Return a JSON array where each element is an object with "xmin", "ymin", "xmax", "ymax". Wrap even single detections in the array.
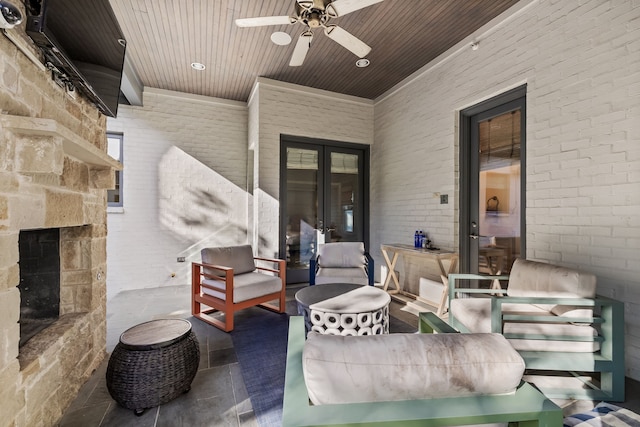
[{"xmin": 0, "ymin": 114, "xmax": 120, "ymax": 427}]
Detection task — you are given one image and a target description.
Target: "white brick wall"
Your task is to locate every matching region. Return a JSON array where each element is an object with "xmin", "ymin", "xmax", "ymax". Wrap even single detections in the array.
[
  {"xmin": 106, "ymin": 88, "xmax": 248, "ymax": 297},
  {"xmin": 104, "ymin": 0, "xmax": 640, "ymax": 379},
  {"xmin": 249, "ymin": 78, "xmax": 374, "ymax": 258},
  {"xmin": 372, "ymin": 0, "xmax": 640, "ymax": 378}
]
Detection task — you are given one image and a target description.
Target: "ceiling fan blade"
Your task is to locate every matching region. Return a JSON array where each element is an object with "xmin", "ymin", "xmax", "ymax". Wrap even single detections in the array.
[
  {"xmin": 326, "ymin": 0, "xmax": 384, "ymax": 17},
  {"xmin": 290, "ymin": 31, "xmax": 313, "ymax": 66},
  {"xmin": 235, "ymin": 15, "xmax": 294, "ymax": 27},
  {"xmin": 324, "ymin": 25, "xmax": 371, "ymax": 58}
]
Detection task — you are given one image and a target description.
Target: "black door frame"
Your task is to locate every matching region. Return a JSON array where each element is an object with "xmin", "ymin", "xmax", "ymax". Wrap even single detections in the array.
[
  {"xmin": 459, "ymin": 86, "xmax": 527, "ymax": 273},
  {"xmin": 279, "ymin": 135, "xmax": 370, "ymax": 282}
]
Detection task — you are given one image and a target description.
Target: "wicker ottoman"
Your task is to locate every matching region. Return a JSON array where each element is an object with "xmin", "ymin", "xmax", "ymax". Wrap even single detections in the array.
[{"xmin": 106, "ymin": 318, "xmax": 200, "ymax": 415}]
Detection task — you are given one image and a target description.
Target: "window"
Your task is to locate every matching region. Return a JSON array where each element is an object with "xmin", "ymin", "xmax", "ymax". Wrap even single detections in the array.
[{"xmin": 107, "ymin": 133, "xmax": 123, "ymax": 207}]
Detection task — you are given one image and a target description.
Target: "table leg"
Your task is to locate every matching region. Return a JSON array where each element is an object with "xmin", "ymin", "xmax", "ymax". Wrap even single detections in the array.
[
  {"xmin": 382, "ymin": 249, "xmax": 400, "ymax": 293},
  {"xmin": 488, "ymin": 253, "xmax": 505, "ymax": 294},
  {"xmin": 436, "ymin": 255, "xmax": 458, "ymax": 317}
]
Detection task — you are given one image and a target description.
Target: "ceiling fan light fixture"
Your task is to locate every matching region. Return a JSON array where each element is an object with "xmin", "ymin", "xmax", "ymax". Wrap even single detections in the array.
[
  {"xmin": 190, "ymin": 62, "xmax": 206, "ymax": 71},
  {"xmin": 271, "ymin": 31, "xmax": 292, "ymax": 45},
  {"xmin": 355, "ymin": 58, "xmax": 370, "ymax": 67}
]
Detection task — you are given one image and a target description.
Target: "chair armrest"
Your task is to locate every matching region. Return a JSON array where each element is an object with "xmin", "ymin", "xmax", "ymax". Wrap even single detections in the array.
[
  {"xmin": 254, "ymin": 256, "xmax": 286, "ymax": 277},
  {"xmin": 191, "ymin": 261, "xmax": 235, "ymax": 302},
  {"xmin": 448, "ymin": 273, "xmax": 509, "ymax": 302},
  {"xmin": 365, "ymin": 252, "xmax": 374, "ymax": 286},
  {"xmin": 192, "ymin": 262, "xmax": 234, "ymax": 284},
  {"xmin": 309, "ymin": 256, "xmax": 317, "ymax": 285},
  {"xmin": 418, "ymin": 312, "xmax": 458, "ymax": 333},
  {"xmin": 192, "ymin": 261, "xmax": 233, "ymax": 274}
]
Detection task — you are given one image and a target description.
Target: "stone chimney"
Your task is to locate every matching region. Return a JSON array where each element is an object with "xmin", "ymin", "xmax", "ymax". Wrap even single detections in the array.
[{"xmin": 1, "ymin": 27, "xmax": 121, "ymax": 426}]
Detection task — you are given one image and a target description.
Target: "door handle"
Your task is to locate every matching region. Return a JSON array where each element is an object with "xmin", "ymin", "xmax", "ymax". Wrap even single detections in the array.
[
  {"xmin": 325, "ymin": 227, "xmax": 336, "ymax": 233},
  {"xmin": 470, "ymin": 221, "xmax": 478, "ymax": 239}
]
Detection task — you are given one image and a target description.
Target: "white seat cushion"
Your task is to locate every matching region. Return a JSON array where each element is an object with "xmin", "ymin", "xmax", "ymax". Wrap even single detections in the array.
[
  {"xmin": 202, "ymin": 271, "xmax": 281, "ymax": 303},
  {"xmin": 303, "ymin": 332, "xmax": 525, "ymax": 405}
]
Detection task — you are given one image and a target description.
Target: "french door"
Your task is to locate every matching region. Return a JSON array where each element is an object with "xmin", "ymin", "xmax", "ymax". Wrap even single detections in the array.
[
  {"xmin": 280, "ymin": 136, "xmax": 369, "ymax": 283},
  {"xmin": 460, "ymin": 86, "xmax": 526, "ymax": 276}
]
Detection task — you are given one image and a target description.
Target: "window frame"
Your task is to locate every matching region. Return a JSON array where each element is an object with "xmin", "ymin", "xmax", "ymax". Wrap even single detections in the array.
[{"xmin": 107, "ymin": 132, "xmax": 124, "ymax": 208}]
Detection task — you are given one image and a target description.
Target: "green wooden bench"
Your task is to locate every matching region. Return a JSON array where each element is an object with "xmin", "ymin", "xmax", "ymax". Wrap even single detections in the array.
[{"xmin": 282, "ymin": 315, "xmax": 562, "ymax": 427}]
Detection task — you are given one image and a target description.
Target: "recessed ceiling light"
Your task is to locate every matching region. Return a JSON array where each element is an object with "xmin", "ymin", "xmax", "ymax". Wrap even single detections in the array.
[
  {"xmin": 191, "ymin": 62, "xmax": 206, "ymax": 71},
  {"xmin": 270, "ymin": 31, "xmax": 292, "ymax": 46},
  {"xmin": 355, "ymin": 58, "xmax": 370, "ymax": 68}
]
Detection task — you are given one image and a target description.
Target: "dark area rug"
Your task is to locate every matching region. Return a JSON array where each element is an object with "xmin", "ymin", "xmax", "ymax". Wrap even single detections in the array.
[{"xmin": 230, "ymin": 297, "xmax": 416, "ymax": 427}]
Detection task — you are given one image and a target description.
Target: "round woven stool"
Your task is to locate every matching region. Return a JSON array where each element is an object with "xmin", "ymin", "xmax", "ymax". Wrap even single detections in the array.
[{"xmin": 106, "ymin": 318, "xmax": 200, "ymax": 415}]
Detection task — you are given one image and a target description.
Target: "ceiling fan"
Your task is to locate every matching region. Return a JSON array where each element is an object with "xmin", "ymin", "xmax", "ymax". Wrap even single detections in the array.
[{"xmin": 235, "ymin": 0, "xmax": 383, "ymax": 66}]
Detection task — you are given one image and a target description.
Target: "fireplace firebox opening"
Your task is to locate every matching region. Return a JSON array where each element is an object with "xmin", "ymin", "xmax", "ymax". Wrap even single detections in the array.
[{"xmin": 18, "ymin": 228, "xmax": 61, "ymax": 347}]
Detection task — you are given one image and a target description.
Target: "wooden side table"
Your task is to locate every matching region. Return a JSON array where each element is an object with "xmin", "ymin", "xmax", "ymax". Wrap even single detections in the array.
[{"xmin": 106, "ymin": 318, "xmax": 200, "ymax": 415}]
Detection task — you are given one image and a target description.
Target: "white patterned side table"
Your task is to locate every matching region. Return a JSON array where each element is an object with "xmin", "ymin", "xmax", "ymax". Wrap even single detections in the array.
[{"xmin": 295, "ymin": 283, "xmax": 391, "ymax": 336}]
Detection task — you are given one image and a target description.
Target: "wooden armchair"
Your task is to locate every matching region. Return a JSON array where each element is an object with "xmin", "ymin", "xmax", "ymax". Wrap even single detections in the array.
[
  {"xmin": 191, "ymin": 245, "xmax": 286, "ymax": 332},
  {"xmin": 448, "ymin": 258, "xmax": 625, "ymax": 401}
]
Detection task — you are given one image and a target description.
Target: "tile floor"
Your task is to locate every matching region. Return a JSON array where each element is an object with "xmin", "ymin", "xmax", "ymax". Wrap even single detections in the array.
[
  {"xmin": 57, "ymin": 283, "xmax": 640, "ymax": 427},
  {"xmin": 58, "ymin": 283, "xmax": 270, "ymax": 427}
]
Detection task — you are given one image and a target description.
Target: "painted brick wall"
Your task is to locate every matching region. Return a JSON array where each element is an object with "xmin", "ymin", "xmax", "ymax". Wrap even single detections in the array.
[
  {"xmin": 249, "ymin": 79, "xmax": 374, "ymax": 258},
  {"xmin": 106, "ymin": 88, "xmax": 248, "ymax": 297},
  {"xmin": 372, "ymin": 0, "xmax": 640, "ymax": 378}
]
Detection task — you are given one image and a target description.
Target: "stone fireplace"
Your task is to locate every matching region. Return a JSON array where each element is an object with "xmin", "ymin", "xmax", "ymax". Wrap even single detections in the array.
[{"xmin": 0, "ymin": 111, "xmax": 120, "ymax": 427}]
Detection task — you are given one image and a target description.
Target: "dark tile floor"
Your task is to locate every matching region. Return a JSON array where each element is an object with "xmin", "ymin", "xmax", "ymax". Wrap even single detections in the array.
[
  {"xmin": 57, "ymin": 284, "xmax": 640, "ymax": 426},
  {"xmin": 57, "ymin": 283, "xmax": 274, "ymax": 427}
]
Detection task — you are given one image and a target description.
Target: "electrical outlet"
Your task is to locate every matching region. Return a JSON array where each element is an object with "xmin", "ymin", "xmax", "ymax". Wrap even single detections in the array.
[
  {"xmin": 440, "ymin": 194, "xmax": 448, "ymax": 204},
  {"xmin": 177, "ymin": 257, "xmax": 185, "ymax": 262}
]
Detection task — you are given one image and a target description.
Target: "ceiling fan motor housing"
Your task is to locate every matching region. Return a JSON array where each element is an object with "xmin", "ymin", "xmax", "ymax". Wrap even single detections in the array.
[{"xmin": 295, "ymin": 0, "xmax": 334, "ymax": 28}]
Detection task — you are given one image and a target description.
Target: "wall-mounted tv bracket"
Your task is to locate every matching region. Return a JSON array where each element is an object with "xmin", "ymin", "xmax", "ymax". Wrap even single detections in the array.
[{"xmin": 45, "ymin": 61, "xmax": 75, "ymax": 93}]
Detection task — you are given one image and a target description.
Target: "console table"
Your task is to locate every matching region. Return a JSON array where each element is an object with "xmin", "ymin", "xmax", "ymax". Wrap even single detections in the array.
[{"xmin": 380, "ymin": 244, "xmax": 458, "ymax": 316}]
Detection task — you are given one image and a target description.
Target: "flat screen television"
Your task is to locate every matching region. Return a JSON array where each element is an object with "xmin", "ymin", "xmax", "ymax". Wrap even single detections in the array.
[{"xmin": 26, "ymin": 0, "xmax": 127, "ymax": 117}]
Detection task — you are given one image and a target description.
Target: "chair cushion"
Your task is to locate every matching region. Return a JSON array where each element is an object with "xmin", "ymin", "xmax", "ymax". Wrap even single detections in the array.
[
  {"xmin": 302, "ymin": 332, "xmax": 525, "ymax": 405},
  {"xmin": 317, "ymin": 242, "xmax": 366, "ymax": 268},
  {"xmin": 507, "ymin": 259, "xmax": 597, "ymax": 299},
  {"xmin": 451, "ymin": 298, "xmax": 600, "ymax": 352},
  {"xmin": 202, "ymin": 271, "xmax": 282, "ymax": 303},
  {"xmin": 201, "ymin": 245, "xmax": 256, "ymax": 275}
]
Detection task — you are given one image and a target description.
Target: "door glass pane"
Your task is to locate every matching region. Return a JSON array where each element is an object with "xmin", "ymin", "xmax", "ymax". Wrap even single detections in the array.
[
  {"xmin": 478, "ymin": 110, "xmax": 521, "ymax": 274},
  {"xmin": 285, "ymin": 147, "xmax": 319, "ymax": 271},
  {"xmin": 328, "ymin": 152, "xmax": 361, "ymax": 242}
]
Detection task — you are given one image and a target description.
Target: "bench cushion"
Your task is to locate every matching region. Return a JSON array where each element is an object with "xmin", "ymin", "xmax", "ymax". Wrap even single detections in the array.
[{"xmin": 302, "ymin": 332, "xmax": 525, "ymax": 405}]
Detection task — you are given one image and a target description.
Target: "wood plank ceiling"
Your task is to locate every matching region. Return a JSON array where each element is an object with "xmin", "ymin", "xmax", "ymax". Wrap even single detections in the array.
[{"xmin": 109, "ymin": 0, "xmax": 520, "ymax": 102}]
